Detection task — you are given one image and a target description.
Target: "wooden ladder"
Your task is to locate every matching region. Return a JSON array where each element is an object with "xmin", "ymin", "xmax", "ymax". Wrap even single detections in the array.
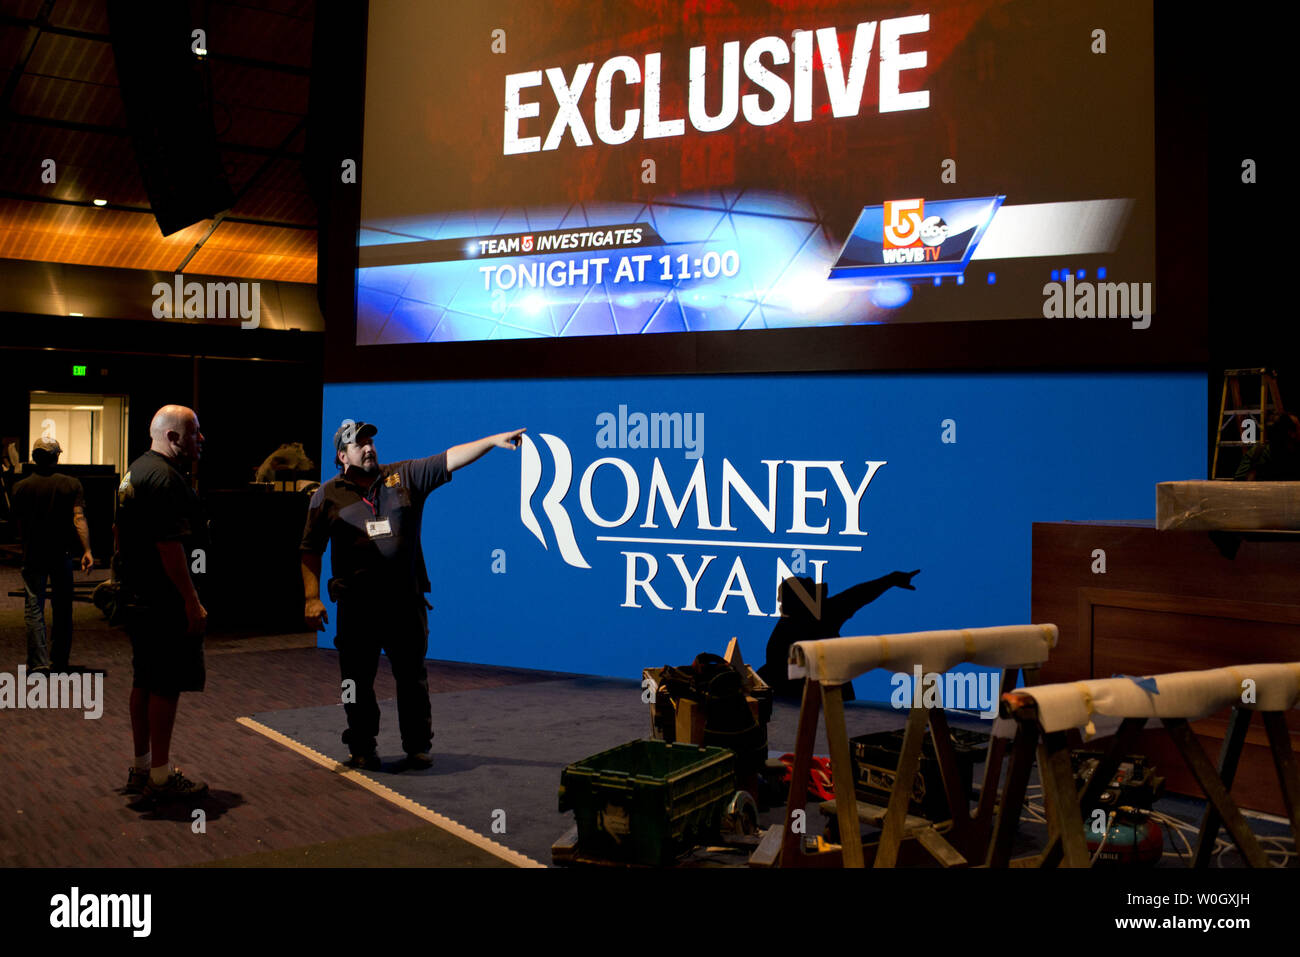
[{"xmin": 1212, "ymin": 368, "xmax": 1284, "ymax": 479}]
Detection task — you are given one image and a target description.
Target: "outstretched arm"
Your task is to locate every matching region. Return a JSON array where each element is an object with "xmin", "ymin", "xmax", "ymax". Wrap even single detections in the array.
[
  {"xmin": 446, "ymin": 428, "xmax": 526, "ymax": 472},
  {"xmin": 828, "ymin": 569, "xmax": 920, "ymax": 621}
]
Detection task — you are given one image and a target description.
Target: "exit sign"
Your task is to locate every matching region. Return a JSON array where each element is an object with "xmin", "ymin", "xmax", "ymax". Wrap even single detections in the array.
[{"xmin": 72, "ymin": 365, "xmax": 86, "ymax": 376}]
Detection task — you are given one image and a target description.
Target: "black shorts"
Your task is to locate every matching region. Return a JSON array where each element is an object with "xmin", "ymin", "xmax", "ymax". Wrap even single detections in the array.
[{"xmin": 125, "ymin": 603, "xmax": 206, "ymax": 695}]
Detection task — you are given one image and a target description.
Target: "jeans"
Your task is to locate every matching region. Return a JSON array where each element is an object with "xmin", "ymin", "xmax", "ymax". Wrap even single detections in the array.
[{"xmin": 22, "ymin": 557, "xmax": 74, "ymax": 671}]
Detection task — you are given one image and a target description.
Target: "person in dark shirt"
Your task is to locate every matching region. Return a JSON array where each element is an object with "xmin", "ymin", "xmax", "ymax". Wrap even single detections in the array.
[
  {"xmin": 115, "ymin": 405, "xmax": 210, "ymax": 802},
  {"xmin": 757, "ymin": 569, "xmax": 921, "ymax": 698},
  {"xmin": 300, "ymin": 419, "xmax": 525, "ymax": 770},
  {"xmin": 12, "ymin": 437, "xmax": 93, "ymax": 673}
]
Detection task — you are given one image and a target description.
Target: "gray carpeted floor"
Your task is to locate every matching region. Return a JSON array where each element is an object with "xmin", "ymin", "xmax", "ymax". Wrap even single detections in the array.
[
  {"xmin": 250, "ymin": 675, "xmax": 957, "ymax": 865},
  {"xmin": 251, "ymin": 678, "xmax": 1295, "ymax": 868}
]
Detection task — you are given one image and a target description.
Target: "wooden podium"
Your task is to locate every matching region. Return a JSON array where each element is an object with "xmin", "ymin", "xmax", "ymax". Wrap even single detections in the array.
[{"xmin": 1032, "ymin": 520, "xmax": 1300, "ymax": 814}]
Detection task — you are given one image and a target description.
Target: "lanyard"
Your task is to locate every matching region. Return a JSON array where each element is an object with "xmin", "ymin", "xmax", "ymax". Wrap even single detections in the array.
[{"xmin": 349, "ymin": 473, "xmax": 380, "ymax": 517}]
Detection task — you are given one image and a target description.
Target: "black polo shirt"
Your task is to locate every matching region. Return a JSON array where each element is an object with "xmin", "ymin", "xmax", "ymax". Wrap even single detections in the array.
[
  {"xmin": 300, "ymin": 453, "xmax": 452, "ymax": 597},
  {"xmin": 115, "ymin": 450, "xmax": 208, "ymax": 606},
  {"xmin": 12, "ymin": 467, "xmax": 85, "ymax": 567}
]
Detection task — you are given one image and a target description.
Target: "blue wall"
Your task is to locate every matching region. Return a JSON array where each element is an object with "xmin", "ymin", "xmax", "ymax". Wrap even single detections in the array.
[{"xmin": 319, "ymin": 371, "xmax": 1204, "ymax": 701}]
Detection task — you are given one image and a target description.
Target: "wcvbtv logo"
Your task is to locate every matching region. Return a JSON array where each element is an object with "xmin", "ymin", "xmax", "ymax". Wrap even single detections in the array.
[
  {"xmin": 829, "ymin": 195, "xmax": 1003, "ymax": 281},
  {"xmin": 881, "ymin": 198, "xmax": 948, "ymax": 263},
  {"xmin": 518, "ymin": 428, "xmax": 886, "ymax": 618}
]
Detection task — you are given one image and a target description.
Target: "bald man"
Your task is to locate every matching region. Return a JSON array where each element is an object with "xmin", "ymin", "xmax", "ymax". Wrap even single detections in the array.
[{"xmin": 115, "ymin": 405, "xmax": 210, "ymax": 802}]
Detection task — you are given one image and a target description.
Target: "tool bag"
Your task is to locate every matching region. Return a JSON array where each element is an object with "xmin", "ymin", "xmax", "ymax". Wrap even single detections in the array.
[{"xmin": 655, "ymin": 653, "xmax": 768, "ymax": 778}]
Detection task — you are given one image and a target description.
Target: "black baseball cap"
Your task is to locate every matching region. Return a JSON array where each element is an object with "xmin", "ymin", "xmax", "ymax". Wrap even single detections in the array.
[{"xmin": 333, "ymin": 420, "xmax": 377, "ymax": 454}]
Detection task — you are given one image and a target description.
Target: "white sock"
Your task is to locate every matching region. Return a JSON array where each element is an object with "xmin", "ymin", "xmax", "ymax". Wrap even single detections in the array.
[
  {"xmin": 149, "ymin": 765, "xmax": 172, "ymax": 785},
  {"xmin": 133, "ymin": 753, "xmax": 150, "ymax": 769}
]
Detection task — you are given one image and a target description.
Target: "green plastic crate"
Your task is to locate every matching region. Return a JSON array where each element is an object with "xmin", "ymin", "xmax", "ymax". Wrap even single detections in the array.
[{"xmin": 558, "ymin": 739, "xmax": 736, "ymax": 865}]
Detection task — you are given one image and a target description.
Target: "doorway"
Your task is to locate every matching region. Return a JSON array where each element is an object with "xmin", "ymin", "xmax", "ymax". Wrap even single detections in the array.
[{"xmin": 28, "ymin": 392, "xmax": 130, "ymax": 471}]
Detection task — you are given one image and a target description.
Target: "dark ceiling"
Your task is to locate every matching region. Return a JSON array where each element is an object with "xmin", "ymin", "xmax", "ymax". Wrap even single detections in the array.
[{"xmin": 0, "ymin": 0, "xmax": 318, "ymax": 283}]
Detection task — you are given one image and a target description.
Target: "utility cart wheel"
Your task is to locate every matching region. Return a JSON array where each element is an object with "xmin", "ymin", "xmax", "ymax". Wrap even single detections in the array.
[{"xmin": 719, "ymin": 790, "xmax": 759, "ymax": 840}]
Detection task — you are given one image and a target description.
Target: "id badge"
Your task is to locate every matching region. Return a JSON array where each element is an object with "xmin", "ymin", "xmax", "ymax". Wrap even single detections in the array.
[{"xmin": 366, "ymin": 518, "xmax": 392, "ymax": 538}]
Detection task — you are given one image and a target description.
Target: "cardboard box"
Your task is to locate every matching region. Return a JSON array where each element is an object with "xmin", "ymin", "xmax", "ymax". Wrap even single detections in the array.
[
  {"xmin": 643, "ymin": 638, "xmax": 771, "ymax": 745},
  {"xmin": 672, "ymin": 695, "xmax": 763, "ymax": 745}
]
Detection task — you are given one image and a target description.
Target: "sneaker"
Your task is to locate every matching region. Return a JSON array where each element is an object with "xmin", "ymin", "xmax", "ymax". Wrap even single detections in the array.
[
  {"xmin": 143, "ymin": 768, "xmax": 208, "ymax": 802},
  {"xmin": 125, "ymin": 766, "xmax": 149, "ymax": 794},
  {"xmin": 344, "ymin": 753, "xmax": 382, "ymax": 771},
  {"xmin": 403, "ymin": 752, "xmax": 433, "ymax": 770}
]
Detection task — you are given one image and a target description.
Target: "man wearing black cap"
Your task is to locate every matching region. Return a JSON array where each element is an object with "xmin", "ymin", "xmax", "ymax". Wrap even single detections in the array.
[
  {"xmin": 12, "ymin": 437, "xmax": 94, "ymax": 673},
  {"xmin": 300, "ymin": 419, "xmax": 525, "ymax": 770}
]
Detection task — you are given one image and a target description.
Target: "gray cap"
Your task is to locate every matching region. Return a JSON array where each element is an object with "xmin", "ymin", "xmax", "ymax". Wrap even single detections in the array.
[
  {"xmin": 333, "ymin": 420, "xmax": 377, "ymax": 454},
  {"xmin": 32, "ymin": 436, "xmax": 62, "ymax": 458}
]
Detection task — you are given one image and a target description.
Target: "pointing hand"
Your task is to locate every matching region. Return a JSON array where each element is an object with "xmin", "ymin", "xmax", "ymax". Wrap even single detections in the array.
[{"xmin": 497, "ymin": 428, "xmax": 526, "ymax": 450}]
